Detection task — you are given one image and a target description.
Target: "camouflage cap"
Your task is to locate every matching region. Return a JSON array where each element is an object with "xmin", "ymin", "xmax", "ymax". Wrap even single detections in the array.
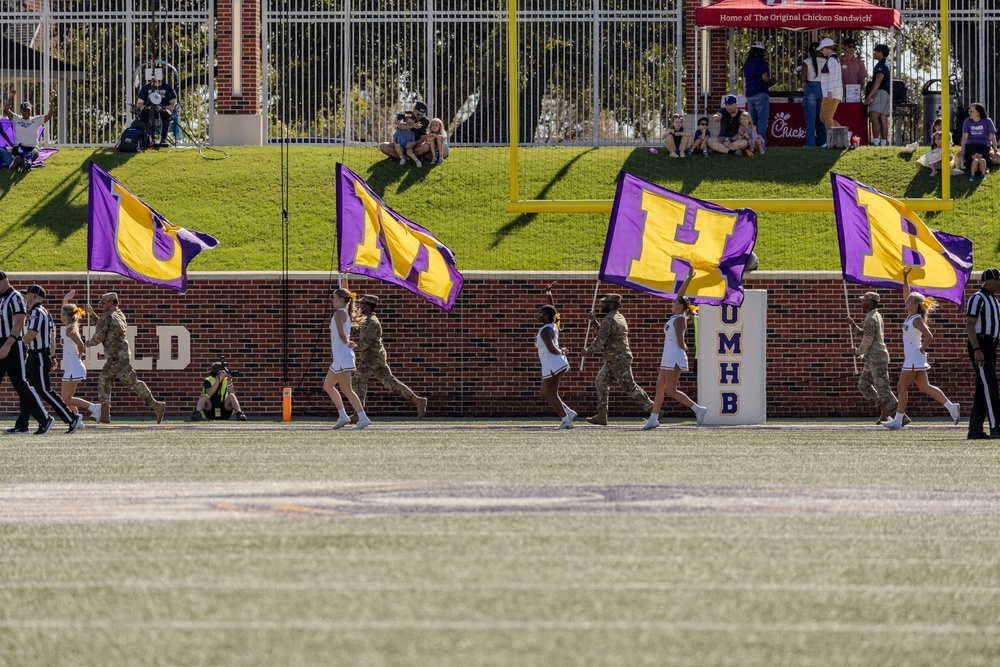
[
  {"xmin": 99, "ymin": 292, "xmax": 119, "ymax": 303},
  {"xmin": 601, "ymin": 293, "xmax": 623, "ymax": 304},
  {"xmin": 359, "ymin": 294, "xmax": 380, "ymax": 306},
  {"xmin": 859, "ymin": 291, "xmax": 880, "ymax": 304}
]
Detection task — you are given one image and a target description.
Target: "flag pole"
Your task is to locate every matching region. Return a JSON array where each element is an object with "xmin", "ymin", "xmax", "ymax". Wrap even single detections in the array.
[
  {"xmin": 843, "ymin": 281, "xmax": 858, "ymax": 375},
  {"xmin": 578, "ymin": 279, "xmax": 600, "ymax": 371},
  {"xmin": 85, "ymin": 271, "xmax": 91, "ymax": 364}
]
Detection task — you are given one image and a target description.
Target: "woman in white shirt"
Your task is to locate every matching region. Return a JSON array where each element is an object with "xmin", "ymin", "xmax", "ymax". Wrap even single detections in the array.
[
  {"xmin": 536, "ymin": 283, "xmax": 575, "ymax": 429},
  {"xmin": 817, "ymin": 37, "xmax": 844, "ymax": 138},
  {"xmin": 325, "ymin": 288, "xmax": 371, "ymax": 430},
  {"xmin": 797, "ymin": 42, "xmax": 827, "ymax": 147},
  {"xmin": 882, "ymin": 268, "xmax": 961, "ymax": 430}
]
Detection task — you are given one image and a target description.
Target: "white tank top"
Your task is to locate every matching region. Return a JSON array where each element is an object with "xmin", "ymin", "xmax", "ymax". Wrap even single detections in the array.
[
  {"xmin": 330, "ymin": 307, "xmax": 352, "ymax": 351},
  {"xmin": 663, "ymin": 314, "xmax": 686, "ymax": 353},
  {"xmin": 902, "ymin": 314, "xmax": 923, "ymax": 355},
  {"xmin": 535, "ymin": 322, "xmax": 565, "ymax": 361},
  {"xmin": 61, "ymin": 329, "xmax": 83, "ymax": 366}
]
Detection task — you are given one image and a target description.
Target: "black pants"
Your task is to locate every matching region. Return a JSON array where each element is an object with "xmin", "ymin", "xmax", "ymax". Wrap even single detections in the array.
[
  {"xmin": 16, "ymin": 350, "xmax": 74, "ymax": 430},
  {"xmin": 0, "ymin": 342, "xmax": 48, "ymax": 426},
  {"xmin": 968, "ymin": 336, "xmax": 1000, "ymax": 434},
  {"xmin": 138, "ymin": 107, "xmax": 171, "ymax": 141}
]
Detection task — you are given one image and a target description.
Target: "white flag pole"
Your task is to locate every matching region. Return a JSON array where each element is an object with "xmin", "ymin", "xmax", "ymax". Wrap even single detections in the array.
[
  {"xmin": 844, "ymin": 281, "xmax": 858, "ymax": 375},
  {"xmin": 578, "ymin": 279, "xmax": 601, "ymax": 372}
]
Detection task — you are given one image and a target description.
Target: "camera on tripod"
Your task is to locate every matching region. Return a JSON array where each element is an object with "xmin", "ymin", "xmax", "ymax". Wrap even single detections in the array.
[{"xmin": 218, "ymin": 356, "xmax": 242, "ymax": 378}]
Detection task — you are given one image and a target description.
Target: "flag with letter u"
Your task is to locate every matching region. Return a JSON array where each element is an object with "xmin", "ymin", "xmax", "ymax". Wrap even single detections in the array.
[
  {"xmin": 88, "ymin": 162, "xmax": 219, "ymax": 294},
  {"xmin": 336, "ymin": 163, "xmax": 463, "ymax": 310},
  {"xmin": 600, "ymin": 171, "xmax": 757, "ymax": 306},
  {"xmin": 831, "ymin": 173, "xmax": 972, "ymax": 305}
]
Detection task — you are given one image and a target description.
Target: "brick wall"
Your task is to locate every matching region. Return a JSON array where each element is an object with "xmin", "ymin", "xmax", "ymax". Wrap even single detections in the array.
[
  {"xmin": 0, "ymin": 272, "xmax": 979, "ymax": 421},
  {"xmin": 216, "ymin": 0, "xmax": 261, "ymax": 114}
]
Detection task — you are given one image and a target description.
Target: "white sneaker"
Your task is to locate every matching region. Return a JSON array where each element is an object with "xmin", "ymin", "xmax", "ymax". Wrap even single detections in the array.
[
  {"xmin": 333, "ymin": 415, "xmax": 350, "ymax": 429},
  {"xmin": 90, "ymin": 403, "xmax": 102, "ymax": 423},
  {"xmin": 882, "ymin": 419, "xmax": 902, "ymax": 430},
  {"xmin": 641, "ymin": 416, "xmax": 660, "ymax": 431},
  {"xmin": 355, "ymin": 416, "xmax": 372, "ymax": 430},
  {"xmin": 948, "ymin": 403, "xmax": 961, "ymax": 425},
  {"xmin": 693, "ymin": 405, "xmax": 708, "ymax": 426},
  {"xmin": 564, "ymin": 408, "xmax": 578, "ymax": 421},
  {"xmin": 398, "ymin": 158, "xmax": 406, "ymax": 165},
  {"xmin": 415, "ymin": 160, "xmax": 422, "ymax": 168},
  {"xmin": 558, "ymin": 420, "xmax": 574, "ymax": 430}
]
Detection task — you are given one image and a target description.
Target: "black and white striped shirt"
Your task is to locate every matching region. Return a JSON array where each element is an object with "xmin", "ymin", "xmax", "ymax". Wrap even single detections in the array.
[
  {"xmin": 0, "ymin": 287, "xmax": 27, "ymax": 340},
  {"xmin": 967, "ymin": 287, "xmax": 1000, "ymax": 338},
  {"xmin": 25, "ymin": 304, "xmax": 54, "ymax": 352}
]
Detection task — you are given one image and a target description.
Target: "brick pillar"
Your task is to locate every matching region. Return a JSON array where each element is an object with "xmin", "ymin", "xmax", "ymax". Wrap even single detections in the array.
[
  {"xmin": 684, "ymin": 0, "xmax": 730, "ymax": 113},
  {"xmin": 213, "ymin": 0, "xmax": 264, "ymax": 145}
]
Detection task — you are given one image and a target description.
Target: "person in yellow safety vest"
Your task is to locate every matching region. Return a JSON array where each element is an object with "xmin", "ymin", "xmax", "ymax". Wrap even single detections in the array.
[{"xmin": 191, "ymin": 362, "xmax": 246, "ymax": 421}]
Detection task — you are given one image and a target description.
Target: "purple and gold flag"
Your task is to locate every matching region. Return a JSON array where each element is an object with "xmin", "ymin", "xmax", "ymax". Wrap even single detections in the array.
[
  {"xmin": 88, "ymin": 162, "xmax": 219, "ymax": 293},
  {"xmin": 832, "ymin": 173, "xmax": 972, "ymax": 305},
  {"xmin": 336, "ymin": 163, "xmax": 463, "ymax": 310},
  {"xmin": 600, "ymin": 172, "xmax": 757, "ymax": 306}
]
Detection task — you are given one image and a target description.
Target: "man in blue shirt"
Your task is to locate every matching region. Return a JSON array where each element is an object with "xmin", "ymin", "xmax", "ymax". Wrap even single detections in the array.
[
  {"xmin": 742, "ymin": 41, "xmax": 774, "ymax": 146},
  {"xmin": 136, "ymin": 74, "xmax": 178, "ymax": 147}
]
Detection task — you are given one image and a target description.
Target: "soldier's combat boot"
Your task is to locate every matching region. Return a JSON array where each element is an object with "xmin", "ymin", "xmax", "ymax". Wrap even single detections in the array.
[
  {"xmin": 413, "ymin": 396, "xmax": 428, "ymax": 419},
  {"xmin": 99, "ymin": 403, "xmax": 111, "ymax": 424},
  {"xmin": 152, "ymin": 400, "xmax": 166, "ymax": 424},
  {"xmin": 586, "ymin": 409, "xmax": 608, "ymax": 426}
]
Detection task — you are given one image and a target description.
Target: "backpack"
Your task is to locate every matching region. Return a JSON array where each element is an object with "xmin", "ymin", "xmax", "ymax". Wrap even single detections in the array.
[
  {"xmin": 116, "ymin": 119, "xmax": 147, "ymax": 153},
  {"xmin": 0, "ymin": 149, "xmax": 12, "ymax": 168}
]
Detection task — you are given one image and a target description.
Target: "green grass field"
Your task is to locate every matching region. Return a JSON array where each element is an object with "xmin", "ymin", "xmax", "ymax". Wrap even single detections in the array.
[
  {"xmin": 1, "ymin": 146, "xmax": 998, "ymax": 272},
  {"xmin": 2, "ymin": 420, "xmax": 999, "ymax": 666}
]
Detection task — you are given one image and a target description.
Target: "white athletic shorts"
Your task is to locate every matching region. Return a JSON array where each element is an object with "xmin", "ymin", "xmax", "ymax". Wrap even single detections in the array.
[
  {"xmin": 540, "ymin": 357, "xmax": 569, "ymax": 379},
  {"xmin": 902, "ymin": 348, "xmax": 929, "ymax": 371},
  {"xmin": 660, "ymin": 346, "xmax": 688, "ymax": 371},
  {"xmin": 330, "ymin": 345, "xmax": 356, "ymax": 373}
]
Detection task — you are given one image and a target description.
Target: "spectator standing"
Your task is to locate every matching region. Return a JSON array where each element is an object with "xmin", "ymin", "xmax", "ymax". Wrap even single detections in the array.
[
  {"xmin": 961, "ymin": 103, "xmax": 996, "ymax": 181},
  {"xmin": 707, "ymin": 95, "xmax": 749, "ymax": 155},
  {"xmin": 817, "ymin": 37, "xmax": 844, "ymax": 142},
  {"xmin": 3, "ymin": 89, "xmax": 56, "ymax": 172},
  {"xmin": 865, "ymin": 45, "xmax": 891, "ymax": 146},
  {"xmin": 965, "ymin": 268, "xmax": 1000, "ymax": 439},
  {"xmin": 797, "ymin": 42, "xmax": 826, "ymax": 148},
  {"xmin": 742, "ymin": 41, "xmax": 774, "ymax": 145}
]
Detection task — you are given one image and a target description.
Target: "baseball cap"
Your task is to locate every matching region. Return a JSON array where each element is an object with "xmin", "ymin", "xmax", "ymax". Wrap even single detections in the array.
[
  {"xmin": 19, "ymin": 102, "xmax": 31, "ymax": 111},
  {"xmin": 859, "ymin": 291, "xmax": 880, "ymax": 304},
  {"xmin": 601, "ymin": 294, "xmax": 623, "ymax": 304},
  {"xmin": 722, "ymin": 94, "xmax": 738, "ymax": 106},
  {"xmin": 99, "ymin": 292, "xmax": 119, "ymax": 303},
  {"xmin": 0, "ymin": 271, "xmax": 7, "ymax": 281},
  {"xmin": 752, "ymin": 41, "xmax": 765, "ymax": 50},
  {"xmin": 982, "ymin": 268, "xmax": 1000, "ymax": 282},
  {"xmin": 25, "ymin": 285, "xmax": 46, "ymax": 298},
  {"xmin": 818, "ymin": 37, "xmax": 836, "ymax": 50},
  {"xmin": 843, "ymin": 37, "xmax": 857, "ymax": 46},
  {"xmin": 414, "ymin": 101, "xmax": 428, "ymax": 112}
]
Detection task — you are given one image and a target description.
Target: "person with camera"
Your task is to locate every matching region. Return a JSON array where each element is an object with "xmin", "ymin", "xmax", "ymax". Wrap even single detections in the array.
[
  {"xmin": 3, "ymin": 89, "xmax": 56, "ymax": 172},
  {"xmin": 191, "ymin": 361, "xmax": 246, "ymax": 422},
  {"xmin": 135, "ymin": 73, "xmax": 177, "ymax": 147}
]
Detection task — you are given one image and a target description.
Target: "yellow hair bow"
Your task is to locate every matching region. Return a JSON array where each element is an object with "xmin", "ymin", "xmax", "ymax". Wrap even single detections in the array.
[
  {"xmin": 73, "ymin": 307, "xmax": 85, "ymax": 318},
  {"xmin": 553, "ymin": 312, "xmax": 562, "ymax": 330},
  {"xmin": 349, "ymin": 292, "xmax": 357, "ymax": 300},
  {"xmin": 689, "ymin": 304, "xmax": 699, "ymax": 313}
]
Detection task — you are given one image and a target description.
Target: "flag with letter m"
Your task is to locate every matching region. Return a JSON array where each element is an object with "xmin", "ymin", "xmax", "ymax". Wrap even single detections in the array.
[
  {"xmin": 336, "ymin": 163, "xmax": 463, "ymax": 310},
  {"xmin": 831, "ymin": 173, "xmax": 972, "ymax": 305},
  {"xmin": 600, "ymin": 171, "xmax": 757, "ymax": 306},
  {"xmin": 88, "ymin": 162, "xmax": 219, "ymax": 294}
]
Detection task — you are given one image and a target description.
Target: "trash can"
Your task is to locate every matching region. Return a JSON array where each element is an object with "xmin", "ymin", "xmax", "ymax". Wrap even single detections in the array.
[{"xmin": 921, "ymin": 79, "xmax": 958, "ymax": 145}]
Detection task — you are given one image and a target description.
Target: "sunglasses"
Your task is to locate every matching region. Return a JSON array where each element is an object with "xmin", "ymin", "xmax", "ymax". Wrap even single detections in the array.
[{"xmin": 698, "ymin": 122, "xmax": 708, "ymax": 126}]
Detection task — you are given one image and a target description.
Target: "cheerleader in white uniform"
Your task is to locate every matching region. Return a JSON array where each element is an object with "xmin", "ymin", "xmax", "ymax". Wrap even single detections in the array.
[
  {"xmin": 643, "ymin": 270, "xmax": 707, "ymax": 430},
  {"xmin": 57, "ymin": 292, "xmax": 100, "ymax": 421},
  {"xmin": 883, "ymin": 268, "xmax": 960, "ymax": 429},
  {"xmin": 324, "ymin": 288, "xmax": 371, "ymax": 429},
  {"xmin": 537, "ymin": 283, "xmax": 576, "ymax": 429}
]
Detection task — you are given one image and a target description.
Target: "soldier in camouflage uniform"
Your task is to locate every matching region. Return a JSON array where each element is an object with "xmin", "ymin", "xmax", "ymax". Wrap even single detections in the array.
[
  {"xmin": 349, "ymin": 294, "xmax": 427, "ymax": 421},
  {"xmin": 848, "ymin": 291, "xmax": 900, "ymax": 423},
  {"xmin": 583, "ymin": 293, "xmax": 654, "ymax": 425},
  {"xmin": 84, "ymin": 292, "xmax": 166, "ymax": 424}
]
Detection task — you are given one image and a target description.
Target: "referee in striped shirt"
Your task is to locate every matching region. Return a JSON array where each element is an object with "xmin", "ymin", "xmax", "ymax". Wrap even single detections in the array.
[
  {"xmin": 14, "ymin": 285, "xmax": 82, "ymax": 434},
  {"xmin": 0, "ymin": 272, "xmax": 52, "ymax": 435},
  {"xmin": 966, "ymin": 267, "xmax": 1000, "ymax": 439}
]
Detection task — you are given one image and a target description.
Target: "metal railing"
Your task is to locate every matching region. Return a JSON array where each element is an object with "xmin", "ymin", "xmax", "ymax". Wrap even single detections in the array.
[{"xmin": 0, "ymin": 0, "xmax": 213, "ymax": 147}]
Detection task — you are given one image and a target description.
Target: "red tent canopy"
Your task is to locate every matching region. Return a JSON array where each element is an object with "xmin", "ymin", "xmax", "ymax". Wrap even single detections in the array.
[{"xmin": 695, "ymin": 0, "xmax": 901, "ymax": 30}]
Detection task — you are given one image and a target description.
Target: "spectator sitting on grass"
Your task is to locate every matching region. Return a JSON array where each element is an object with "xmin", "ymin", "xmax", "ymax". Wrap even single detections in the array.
[
  {"xmin": 690, "ymin": 117, "xmax": 711, "ymax": 157},
  {"xmin": 423, "ymin": 117, "xmax": 449, "ymax": 164},
  {"xmin": 389, "ymin": 113, "xmax": 423, "ymax": 168},
  {"xmin": 706, "ymin": 95, "xmax": 748, "ymax": 156},
  {"xmin": 3, "ymin": 89, "xmax": 56, "ymax": 172},
  {"xmin": 737, "ymin": 111, "xmax": 766, "ymax": 156},
  {"xmin": 665, "ymin": 114, "xmax": 691, "ymax": 158}
]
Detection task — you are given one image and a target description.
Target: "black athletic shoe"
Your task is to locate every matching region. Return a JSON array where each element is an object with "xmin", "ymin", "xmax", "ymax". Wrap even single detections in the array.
[
  {"xmin": 236, "ymin": 411, "xmax": 247, "ymax": 422},
  {"xmin": 67, "ymin": 414, "xmax": 84, "ymax": 434},
  {"xmin": 967, "ymin": 431, "xmax": 990, "ymax": 440},
  {"xmin": 5, "ymin": 427, "xmax": 29, "ymax": 434},
  {"xmin": 35, "ymin": 416, "xmax": 55, "ymax": 435}
]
